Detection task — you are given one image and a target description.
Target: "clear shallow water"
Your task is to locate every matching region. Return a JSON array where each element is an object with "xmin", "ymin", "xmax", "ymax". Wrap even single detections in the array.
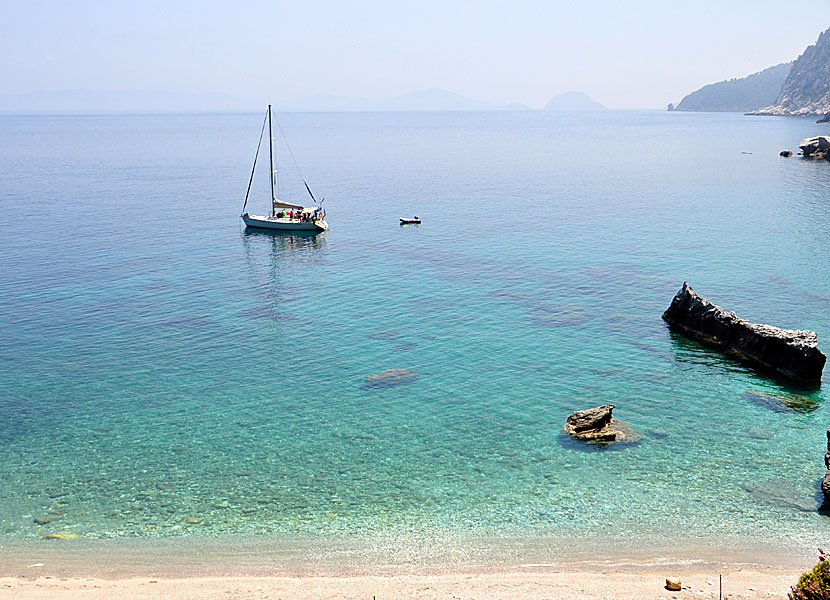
[{"xmin": 1, "ymin": 110, "xmax": 830, "ymax": 551}]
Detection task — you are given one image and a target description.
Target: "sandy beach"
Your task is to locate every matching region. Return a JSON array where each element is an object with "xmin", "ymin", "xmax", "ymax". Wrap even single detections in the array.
[
  {"xmin": 0, "ymin": 536, "xmax": 814, "ymax": 599},
  {"xmin": 0, "ymin": 569, "xmax": 804, "ymax": 600}
]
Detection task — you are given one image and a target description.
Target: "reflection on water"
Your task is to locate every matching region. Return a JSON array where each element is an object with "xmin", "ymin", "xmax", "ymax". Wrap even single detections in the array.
[
  {"xmin": 668, "ymin": 329, "xmax": 825, "ymax": 401},
  {"xmin": 241, "ymin": 227, "xmax": 327, "ymax": 251}
]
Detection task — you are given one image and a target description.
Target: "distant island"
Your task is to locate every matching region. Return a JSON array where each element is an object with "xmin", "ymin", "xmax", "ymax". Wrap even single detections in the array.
[
  {"xmin": 671, "ymin": 63, "xmax": 791, "ymax": 112},
  {"xmin": 0, "ymin": 88, "xmax": 602, "ymax": 113},
  {"xmin": 672, "ymin": 26, "xmax": 830, "ymax": 116},
  {"xmin": 544, "ymin": 91, "xmax": 606, "ymax": 110},
  {"xmin": 272, "ymin": 88, "xmax": 529, "ymax": 112}
]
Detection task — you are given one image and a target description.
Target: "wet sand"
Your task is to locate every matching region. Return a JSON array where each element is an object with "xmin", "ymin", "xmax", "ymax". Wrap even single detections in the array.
[{"xmin": 0, "ymin": 534, "xmax": 815, "ymax": 598}]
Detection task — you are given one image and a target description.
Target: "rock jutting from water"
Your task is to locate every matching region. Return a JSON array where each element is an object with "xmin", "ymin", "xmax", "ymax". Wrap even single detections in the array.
[
  {"xmin": 799, "ymin": 136, "xmax": 830, "ymax": 159},
  {"xmin": 822, "ymin": 428, "xmax": 830, "ymax": 507},
  {"xmin": 563, "ymin": 404, "xmax": 641, "ymax": 443},
  {"xmin": 662, "ymin": 282, "xmax": 826, "ymax": 384}
]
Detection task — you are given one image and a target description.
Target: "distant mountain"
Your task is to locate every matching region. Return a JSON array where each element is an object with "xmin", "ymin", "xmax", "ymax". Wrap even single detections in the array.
[
  {"xmin": 0, "ymin": 89, "xmax": 258, "ymax": 112},
  {"xmin": 754, "ymin": 27, "xmax": 830, "ymax": 116},
  {"xmin": 0, "ymin": 87, "xmax": 538, "ymax": 113},
  {"xmin": 673, "ymin": 63, "xmax": 791, "ymax": 112},
  {"xmin": 501, "ymin": 102, "xmax": 533, "ymax": 110},
  {"xmin": 544, "ymin": 92, "xmax": 606, "ymax": 110},
  {"xmin": 383, "ymin": 88, "xmax": 498, "ymax": 110},
  {"xmin": 275, "ymin": 88, "xmax": 521, "ymax": 112}
]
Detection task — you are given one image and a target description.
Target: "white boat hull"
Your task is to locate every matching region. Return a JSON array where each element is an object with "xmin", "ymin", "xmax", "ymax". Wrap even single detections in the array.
[{"xmin": 242, "ymin": 213, "xmax": 328, "ymax": 232}]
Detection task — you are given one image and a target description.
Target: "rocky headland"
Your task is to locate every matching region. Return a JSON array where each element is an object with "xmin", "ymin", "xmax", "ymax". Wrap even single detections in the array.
[
  {"xmin": 662, "ymin": 282, "xmax": 826, "ymax": 384},
  {"xmin": 672, "ymin": 62, "xmax": 791, "ymax": 112},
  {"xmin": 752, "ymin": 27, "xmax": 830, "ymax": 116}
]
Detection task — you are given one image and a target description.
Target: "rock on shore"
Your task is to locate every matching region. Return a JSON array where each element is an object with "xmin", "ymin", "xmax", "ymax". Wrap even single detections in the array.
[
  {"xmin": 662, "ymin": 282, "xmax": 826, "ymax": 384},
  {"xmin": 823, "ymin": 428, "xmax": 830, "ymax": 507},
  {"xmin": 563, "ymin": 404, "xmax": 641, "ymax": 443},
  {"xmin": 799, "ymin": 136, "xmax": 830, "ymax": 159}
]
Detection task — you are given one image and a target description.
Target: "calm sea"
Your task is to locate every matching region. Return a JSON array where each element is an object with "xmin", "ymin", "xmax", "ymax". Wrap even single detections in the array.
[{"xmin": 1, "ymin": 110, "xmax": 829, "ymax": 559}]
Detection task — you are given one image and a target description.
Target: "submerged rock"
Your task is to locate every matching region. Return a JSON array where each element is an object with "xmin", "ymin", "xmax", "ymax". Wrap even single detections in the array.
[
  {"xmin": 33, "ymin": 514, "xmax": 61, "ymax": 525},
  {"xmin": 42, "ymin": 532, "xmax": 81, "ymax": 540},
  {"xmin": 662, "ymin": 282, "xmax": 826, "ymax": 384},
  {"xmin": 363, "ymin": 368, "xmax": 419, "ymax": 389},
  {"xmin": 563, "ymin": 405, "xmax": 642, "ymax": 443},
  {"xmin": 367, "ymin": 328, "xmax": 404, "ymax": 341},
  {"xmin": 745, "ymin": 389, "xmax": 820, "ymax": 413},
  {"xmin": 741, "ymin": 478, "xmax": 818, "ymax": 513}
]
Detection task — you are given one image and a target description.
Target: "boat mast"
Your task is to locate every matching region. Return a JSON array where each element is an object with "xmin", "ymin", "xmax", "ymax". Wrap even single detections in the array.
[{"xmin": 268, "ymin": 104, "xmax": 276, "ymax": 217}]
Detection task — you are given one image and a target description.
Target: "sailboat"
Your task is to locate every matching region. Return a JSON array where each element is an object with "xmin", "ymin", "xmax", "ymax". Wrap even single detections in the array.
[{"xmin": 240, "ymin": 105, "xmax": 328, "ymax": 232}]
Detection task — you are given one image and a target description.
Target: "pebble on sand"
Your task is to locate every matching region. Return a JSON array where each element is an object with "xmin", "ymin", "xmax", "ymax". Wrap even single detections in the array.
[{"xmin": 665, "ymin": 577, "xmax": 682, "ymax": 591}]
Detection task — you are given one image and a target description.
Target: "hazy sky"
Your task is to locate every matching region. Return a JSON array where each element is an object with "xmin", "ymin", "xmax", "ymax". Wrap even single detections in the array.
[{"xmin": 3, "ymin": 0, "xmax": 830, "ymax": 108}]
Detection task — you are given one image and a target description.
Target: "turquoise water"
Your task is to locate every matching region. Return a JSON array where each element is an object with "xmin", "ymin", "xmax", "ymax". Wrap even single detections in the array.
[{"xmin": 1, "ymin": 110, "xmax": 829, "ymax": 550}]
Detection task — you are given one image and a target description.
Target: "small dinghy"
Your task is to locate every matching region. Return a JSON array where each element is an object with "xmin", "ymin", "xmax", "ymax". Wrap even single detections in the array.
[{"xmin": 400, "ymin": 216, "xmax": 421, "ymax": 225}]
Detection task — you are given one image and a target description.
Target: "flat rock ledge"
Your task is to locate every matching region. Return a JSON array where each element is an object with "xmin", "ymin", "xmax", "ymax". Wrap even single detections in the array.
[
  {"xmin": 823, "ymin": 428, "xmax": 830, "ymax": 507},
  {"xmin": 563, "ymin": 404, "xmax": 641, "ymax": 444},
  {"xmin": 662, "ymin": 282, "xmax": 826, "ymax": 384}
]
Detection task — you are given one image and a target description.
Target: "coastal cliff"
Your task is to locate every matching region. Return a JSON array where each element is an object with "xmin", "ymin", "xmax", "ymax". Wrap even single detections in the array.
[
  {"xmin": 754, "ymin": 27, "xmax": 830, "ymax": 116},
  {"xmin": 673, "ymin": 63, "xmax": 791, "ymax": 112}
]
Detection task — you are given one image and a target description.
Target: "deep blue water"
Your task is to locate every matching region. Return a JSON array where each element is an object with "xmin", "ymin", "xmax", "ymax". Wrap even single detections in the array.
[{"xmin": 1, "ymin": 110, "xmax": 830, "ymax": 550}]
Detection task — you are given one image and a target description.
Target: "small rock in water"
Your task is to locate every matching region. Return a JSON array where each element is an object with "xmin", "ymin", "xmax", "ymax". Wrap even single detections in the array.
[
  {"xmin": 363, "ymin": 368, "xmax": 419, "ymax": 389},
  {"xmin": 563, "ymin": 404, "xmax": 642, "ymax": 444},
  {"xmin": 42, "ymin": 532, "xmax": 81, "ymax": 540},
  {"xmin": 184, "ymin": 516, "xmax": 204, "ymax": 525},
  {"xmin": 780, "ymin": 150, "xmax": 793, "ymax": 157},
  {"xmin": 666, "ymin": 577, "xmax": 682, "ymax": 591}
]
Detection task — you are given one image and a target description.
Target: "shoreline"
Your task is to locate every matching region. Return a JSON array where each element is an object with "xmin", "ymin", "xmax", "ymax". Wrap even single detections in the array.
[{"xmin": 0, "ymin": 534, "xmax": 819, "ymax": 577}]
